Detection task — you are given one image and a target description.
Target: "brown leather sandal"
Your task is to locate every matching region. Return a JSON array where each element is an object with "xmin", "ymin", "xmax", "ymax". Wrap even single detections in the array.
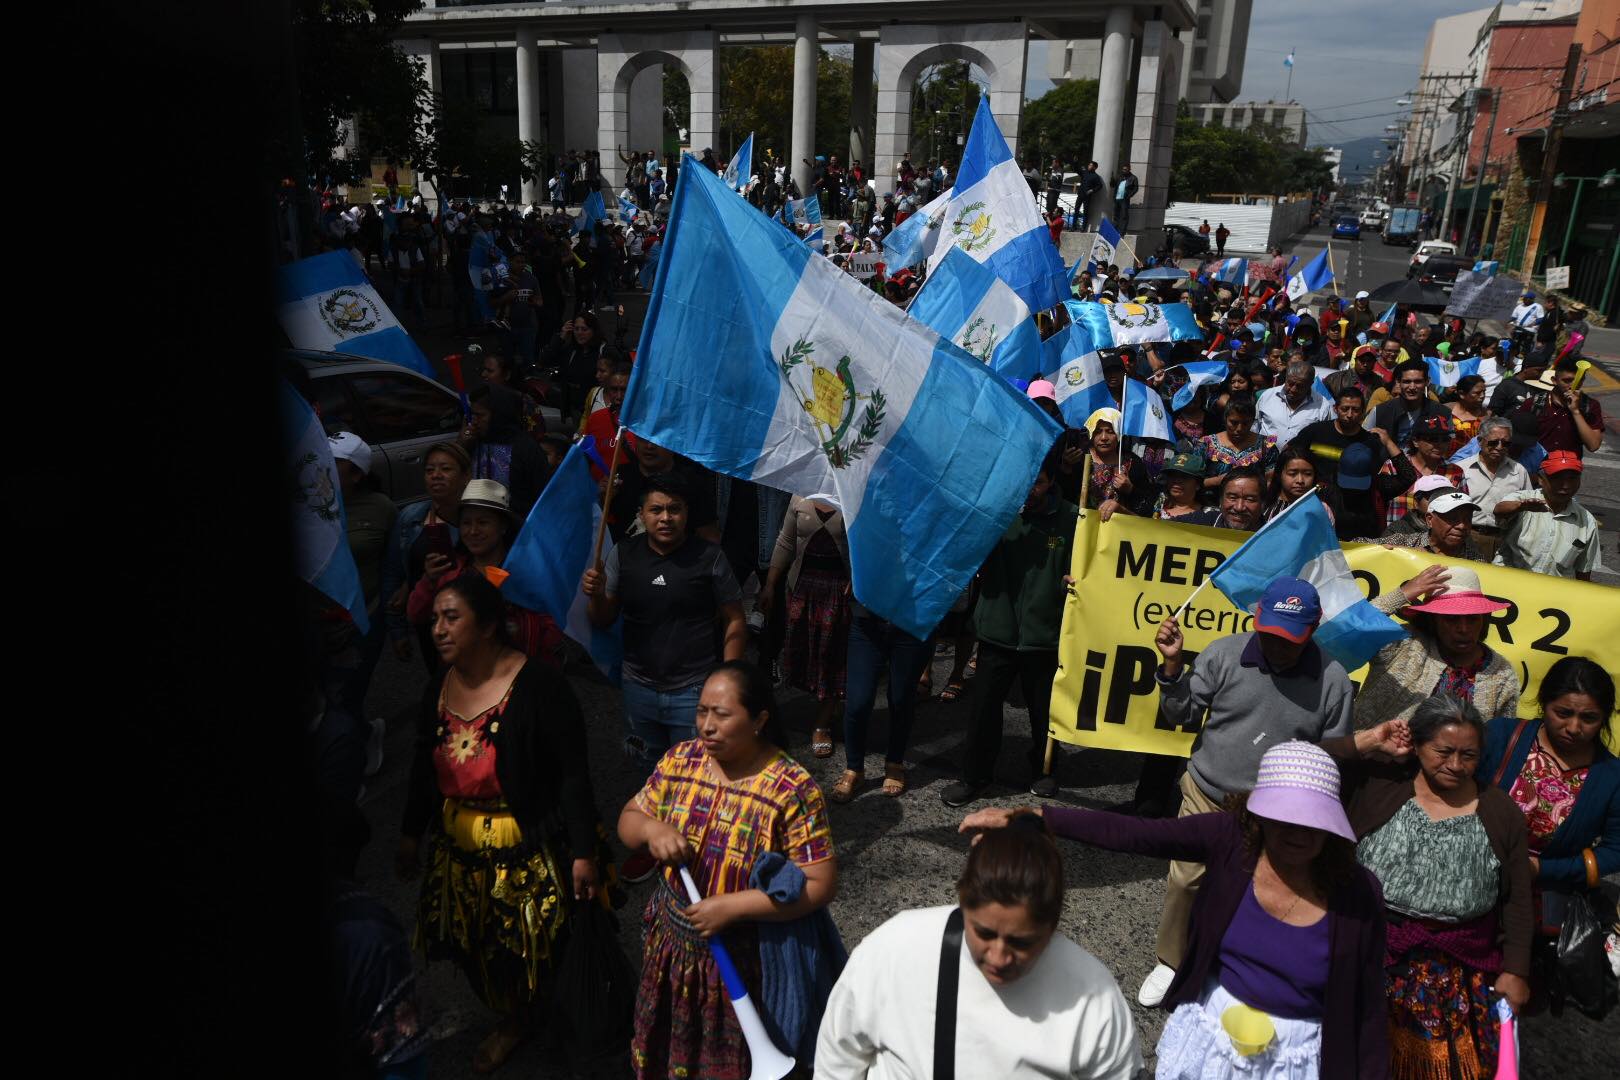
[
  {"xmin": 812, "ymin": 727, "xmax": 835, "ymax": 757},
  {"xmin": 829, "ymin": 769, "xmax": 863, "ymax": 803},
  {"xmin": 882, "ymin": 762, "xmax": 908, "ymax": 796},
  {"xmin": 472, "ymin": 1017, "xmax": 529, "ymax": 1074}
]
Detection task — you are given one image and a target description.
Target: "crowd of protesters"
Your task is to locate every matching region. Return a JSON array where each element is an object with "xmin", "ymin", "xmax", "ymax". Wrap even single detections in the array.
[{"xmin": 296, "ymin": 146, "xmax": 1617, "ymax": 1080}]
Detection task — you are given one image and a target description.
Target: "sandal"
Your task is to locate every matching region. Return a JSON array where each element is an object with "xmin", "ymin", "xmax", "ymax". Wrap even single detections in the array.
[
  {"xmin": 812, "ymin": 727, "xmax": 835, "ymax": 757},
  {"xmin": 938, "ymin": 679, "xmax": 966, "ymax": 703},
  {"xmin": 472, "ymin": 1017, "xmax": 529, "ymax": 1074},
  {"xmin": 882, "ymin": 762, "xmax": 908, "ymax": 796},
  {"xmin": 829, "ymin": 769, "xmax": 863, "ymax": 803},
  {"xmin": 963, "ymin": 654, "xmax": 978, "ymax": 680},
  {"xmin": 916, "ymin": 671, "xmax": 933, "ymax": 697}
]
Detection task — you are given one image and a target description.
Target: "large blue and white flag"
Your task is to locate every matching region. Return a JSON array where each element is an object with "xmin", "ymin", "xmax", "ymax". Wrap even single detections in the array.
[
  {"xmin": 928, "ymin": 96, "xmax": 1068, "ymax": 312},
  {"xmin": 1285, "ymin": 249, "xmax": 1334, "ymax": 301},
  {"xmin": 1425, "ymin": 354, "xmax": 1483, "ymax": 390},
  {"xmin": 1210, "ymin": 257, "xmax": 1249, "ymax": 286},
  {"xmin": 908, "ymin": 246, "xmax": 1042, "ymax": 380},
  {"xmin": 281, "ymin": 381, "xmax": 368, "ymax": 633},
  {"xmin": 277, "ymin": 250, "xmax": 434, "ymax": 377},
  {"xmin": 621, "ymin": 157, "xmax": 1062, "ymax": 638},
  {"xmin": 1043, "ymin": 322, "xmax": 1114, "ymax": 428},
  {"xmin": 723, "ymin": 132, "xmax": 754, "ymax": 192},
  {"xmin": 1121, "ymin": 377, "xmax": 1171, "ymax": 441},
  {"xmin": 1171, "ymin": 359, "xmax": 1230, "ymax": 411},
  {"xmin": 882, "ymin": 188, "xmax": 950, "ymax": 268},
  {"xmin": 1209, "ymin": 492, "xmax": 1406, "ymax": 670},
  {"xmin": 1090, "ymin": 218, "xmax": 1123, "ymax": 270},
  {"xmin": 468, "ymin": 227, "xmax": 506, "ymax": 324},
  {"xmin": 1066, "ymin": 299, "xmax": 1204, "ymax": 348},
  {"xmin": 616, "ymin": 195, "xmax": 641, "ymax": 222},
  {"xmin": 781, "ymin": 193, "xmax": 824, "ymax": 252},
  {"xmin": 501, "ymin": 441, "xmax": 623, "ymax": 683}
]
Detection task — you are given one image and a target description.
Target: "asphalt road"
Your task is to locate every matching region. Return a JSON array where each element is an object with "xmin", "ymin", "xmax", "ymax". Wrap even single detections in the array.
[{"xmin": 358, "ymin": 239, "xmax": 1617, "ymax": 1079}]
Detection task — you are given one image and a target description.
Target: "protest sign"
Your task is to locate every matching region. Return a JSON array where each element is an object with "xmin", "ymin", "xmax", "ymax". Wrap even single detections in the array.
[
  {"xmin": 844, "ymin": 251, "xmax": 884, "ymax": 280},
  {"xmin": 1050, "ymin": 510, "xmax": 1620, "ymax": 757},
  {"xmin": 1445, "ymin": 270, "xmax": 1522, "ymax": 321},
  {"xmin": 1544, "ymin": 265, "xmax": 1571, "ymax": 290}
]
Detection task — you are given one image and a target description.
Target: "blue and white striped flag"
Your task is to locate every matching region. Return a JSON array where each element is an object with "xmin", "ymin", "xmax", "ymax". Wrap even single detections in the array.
[
  {"xmin": 782, "ymin": 193, "xmax": 824, "ymax": 252},
  {"xmin": 501, "ymin": 440, "xmax": 623, "ymax": 683},
  {"xmin": 1090, "ymin": 218, "xmax": 1123, "ymax": 270},
  {"xmin": 573, "ymin": 189, "xmax": 606, "ymax": 233},
  {"xmin": 1285, "ymin": 249, "xmax": 1334, "ymax": 301},
  {"xmin": 615, "ymin": 195, "xmax": 640, "ymax": 222},
  {"xmin": 928, "ymin": 96, "xmax": 1068, "ymax": 312},
  {"xmin": 1066, "ymin": 299, "xmax": 1204, "ymax": 347},
  {"xmin": 1425, "ymin": 355, "xmax": 1483, "ymax": 389},
  {"xmin": 277, "ymin": 250, "xmax": 434, "ymax": 377},
  {"xmin": 908, "ymin": 246, "xmax": 1042, "ymax": 380},
  {"xmin": 1122, "ymin": 377, "xmax": 1171, "ymax": 441},
  {"xmin": 883, "ymin": 189, "xmax": 950, "ymax": 268},
  {"xmin": 723, "ymin": 132, "xmax": 753, "ymax": 192},
  {"xmin": 468, "ymin": 227, "xmax": 506, "ymax": 324},
  {"xmin": 1473, "ymin": 260, "xmax": 1499, "ymax": 277},
  {"xmin": 1171, "ymin": 359, "xmax": 1229, "ymax": 411},
  {"xmin": 1210, "ymin": 257, "xmax": 1248, "ymax": 285},
  {"xmin": 1209, "ymin": 491, "xmax": 1406, "ymax": 670},
  {"xmin": 281, "ymin": 381, "xmax": 368, "ymax": 633},
  {"xmin": 621, "ymin": 157, "xmax": 1061, "ymax": 638}
]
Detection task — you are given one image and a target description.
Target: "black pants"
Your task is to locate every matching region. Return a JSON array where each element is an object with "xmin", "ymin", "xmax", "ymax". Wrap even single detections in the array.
[{"xmin": 961, "ymin": 643, "xmax": 1057, "ymax": 785}]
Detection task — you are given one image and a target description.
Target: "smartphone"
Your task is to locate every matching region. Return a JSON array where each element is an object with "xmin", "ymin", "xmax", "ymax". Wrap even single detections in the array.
[{"xmin": 423, "ymin": 522, "xmax": 454, "ymax": 556}]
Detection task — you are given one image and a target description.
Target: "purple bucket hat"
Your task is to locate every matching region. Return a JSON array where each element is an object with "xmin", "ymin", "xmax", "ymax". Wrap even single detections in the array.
[{"xmin": 1246, "ymin": 740, "xmax": 1356, "ymax": 842}]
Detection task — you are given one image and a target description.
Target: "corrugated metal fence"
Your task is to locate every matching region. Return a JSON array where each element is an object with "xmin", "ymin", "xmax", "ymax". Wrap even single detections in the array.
[{"xmin": 1163, "ymin": 201, "xmax": 1311, "ymax": 254}]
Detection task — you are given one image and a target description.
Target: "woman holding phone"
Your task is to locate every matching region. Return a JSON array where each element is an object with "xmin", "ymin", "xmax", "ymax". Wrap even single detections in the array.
[{"xmin": 382, "ymin": 441, "xmax": 472, "ymax": 672}]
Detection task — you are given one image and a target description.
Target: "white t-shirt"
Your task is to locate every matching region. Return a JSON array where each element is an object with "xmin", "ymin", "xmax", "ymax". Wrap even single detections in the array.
[
  {"xmin": 1511, "ymin": 302, "xmax": 1544, "ymax": 329},
  {"xmin": 816, "ymin": 905, "xmax": 1142, "ymax": 1080}
]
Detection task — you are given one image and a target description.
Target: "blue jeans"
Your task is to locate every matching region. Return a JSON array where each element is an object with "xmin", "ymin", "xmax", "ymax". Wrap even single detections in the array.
[
  {"xmin": 621, "ymin": 677, "xmax": 702, "ymax": 775},
  {"xmin": 842, "ymin": 614, "xmax": 933, "ymax": 773}
]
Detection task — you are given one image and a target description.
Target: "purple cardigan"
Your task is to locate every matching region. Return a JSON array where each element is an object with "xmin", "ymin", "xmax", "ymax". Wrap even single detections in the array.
[{"xmin": 1043, "ymin": 806, "xmax": 1390, "ymax": 1080}]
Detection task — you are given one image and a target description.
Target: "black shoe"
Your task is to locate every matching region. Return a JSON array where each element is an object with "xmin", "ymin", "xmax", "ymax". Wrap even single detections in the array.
[
  {"xmin": 1030, "ymin": 774, "xmax": 1060, "ymax": 798},
  {"xmin": 940, "ymin": 780, "xmax": 989, "ymax": 808}
]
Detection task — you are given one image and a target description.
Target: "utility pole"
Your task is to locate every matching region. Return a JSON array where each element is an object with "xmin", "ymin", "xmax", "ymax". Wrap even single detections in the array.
[
  {"xmin": 1440, "ymin": 86, "xmax": 1479, "ymax": 242},
  {"xmin": 1522, "ymin": 43, "xmax": 1582, "ymax": 276},
  {"xmin": 1464, "ymin": 87, "xmax": 1498, "ymax": 256}
]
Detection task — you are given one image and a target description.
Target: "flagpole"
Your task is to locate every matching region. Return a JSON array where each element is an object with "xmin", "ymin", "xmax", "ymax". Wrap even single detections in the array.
[
  {"xmin": 590, "ymin": 425, "xmax": 626, "ymax": 569},
  {"xmin": 1326, "ymin": 239, "xmax": 1339, "ymax": 297},
  {"xmin": 1286, "ymin": 46, "xmax": 1295, "ymax": 101},
  {"xmin": 1047, "ymin": 450, "xmax": 1093, "ymax": 778}
]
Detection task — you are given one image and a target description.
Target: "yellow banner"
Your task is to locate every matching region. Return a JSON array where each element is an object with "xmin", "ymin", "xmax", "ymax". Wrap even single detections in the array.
[{"xmin": 1050, "ymin": 510, "xmax": 1620, "ymax": 757}]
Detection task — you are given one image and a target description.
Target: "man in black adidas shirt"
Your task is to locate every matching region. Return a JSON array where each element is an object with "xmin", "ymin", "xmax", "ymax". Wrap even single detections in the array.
[{"xmin": 582, "ymin": 474, "xmax": 747, "ymax": 777}]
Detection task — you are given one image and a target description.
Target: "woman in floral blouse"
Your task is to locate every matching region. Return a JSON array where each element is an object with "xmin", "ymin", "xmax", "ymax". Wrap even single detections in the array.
[{"xmin": 1197, "ymin": 397, "xmax": 1278, "ymax": 496}]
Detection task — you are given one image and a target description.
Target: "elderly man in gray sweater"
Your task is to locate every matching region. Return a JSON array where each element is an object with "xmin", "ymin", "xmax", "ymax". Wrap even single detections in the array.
[{"xmin": 1135, "ymin": 576, "xmax": 1356, "ymax": 1007}]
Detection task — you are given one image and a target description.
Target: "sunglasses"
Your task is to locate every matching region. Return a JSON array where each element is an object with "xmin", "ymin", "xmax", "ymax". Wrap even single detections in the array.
[{"xmin": 1482, "ymin": 439, "xmax": 1511, "ymax": 448}]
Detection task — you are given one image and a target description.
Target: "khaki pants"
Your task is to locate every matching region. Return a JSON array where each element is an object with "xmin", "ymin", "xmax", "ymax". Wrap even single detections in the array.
[{"xmin": 1153, "ymin": 771, "xmax": 1224, "ymax": 968}]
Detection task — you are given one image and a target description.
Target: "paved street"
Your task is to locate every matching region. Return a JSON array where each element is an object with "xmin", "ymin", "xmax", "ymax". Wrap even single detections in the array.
[{"xmin": 363, "ymin": 237, "xmax": 1617, "ymax": 1079}]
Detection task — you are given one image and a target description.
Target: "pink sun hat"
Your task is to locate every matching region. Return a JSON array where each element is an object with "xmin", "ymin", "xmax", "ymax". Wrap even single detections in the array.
[
  {"xmin": 1403, "ymin": 566, "xmax": 1510, "ymax": 617},
  {"xmin": 1246, "ymin": 741, "xmax": 1356, "ymax": 842}
]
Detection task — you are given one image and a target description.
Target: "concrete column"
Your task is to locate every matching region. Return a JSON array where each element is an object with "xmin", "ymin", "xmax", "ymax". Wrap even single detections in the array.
[
  {"xmin": 1089, "ymin": 6, "xmax": 1133, "ymax": 228},
  {"xmin": 515, "ymin": 27, "xmax": 541, "ymax": 204},
  {"xmin": 849, "ymin": 40, "xmax": 874, "ymax": 171},
  {"xmin": 1127, "ymin": 22, "xmax": 1182, "ymax": 234},
  {"xmin": 791, "ymin": 16, "xmax": 818, "ymax": 197},
  {"xmin": 597, "ymin": 32, "xmax": 715, "ymax": 191}
]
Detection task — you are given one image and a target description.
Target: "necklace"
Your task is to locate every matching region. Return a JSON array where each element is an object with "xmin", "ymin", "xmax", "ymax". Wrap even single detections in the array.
[{"xmin": 1259, "ymin": 857, "xmax": 1309, "ymax": 923}]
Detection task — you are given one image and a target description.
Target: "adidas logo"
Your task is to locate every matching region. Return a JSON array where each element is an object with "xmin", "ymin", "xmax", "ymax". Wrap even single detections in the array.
[{"xmin": 651, "ymin": 574, "xmax": 666, "ymax": 586}]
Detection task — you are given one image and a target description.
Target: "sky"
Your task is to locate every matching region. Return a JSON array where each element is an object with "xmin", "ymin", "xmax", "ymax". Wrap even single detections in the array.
[{"xmin": 1024, "ymin": 0, "xmax": 1499, "ymax": 145}]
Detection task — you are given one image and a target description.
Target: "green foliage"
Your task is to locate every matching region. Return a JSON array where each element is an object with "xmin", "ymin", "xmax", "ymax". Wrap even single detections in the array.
[
  {"xmin": 410, "ymin": 92, "xmax": 535, "ymax": 201},
  {"xmin": 1168, "ymin": 110, "xmax": 1338, "ymax": 201},
  {"xmin": 718, "ymin": 47, "xmax": 794, "ymax": 156},
  {"xmin": 663, "ymin": 66, "xmax": 691, "ymax": 147},
  {"xmin": 1022, "ymin": 79, "xmax": 1100, "ymax": 166},
  {"xmin": 909, "ymin": 62, "xmax": 981, "ymax": 164},
  {"xmin": 814, "ymin": 52, "xmax": 854, "ymax": 161}
]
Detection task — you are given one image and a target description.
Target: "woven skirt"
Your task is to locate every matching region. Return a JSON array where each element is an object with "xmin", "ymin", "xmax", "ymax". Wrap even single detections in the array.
[
  {"xmin": 1386, "ymin": 946, "xmax": 1500, "ymax": 1080},
  {"xmin": 782, "ymin": 567, "xmax": 850, "ymax": 703}
]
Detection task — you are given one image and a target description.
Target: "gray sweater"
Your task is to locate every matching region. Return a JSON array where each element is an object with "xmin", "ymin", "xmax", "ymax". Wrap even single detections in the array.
[{"xmin": 1158, "ymin": 632, "xmax": 1355, "ymax": 800}]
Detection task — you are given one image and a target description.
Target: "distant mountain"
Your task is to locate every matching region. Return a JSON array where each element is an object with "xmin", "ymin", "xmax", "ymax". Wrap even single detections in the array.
[{"xmin": 1316, "ymin": 136, "xmax": 1388, "ymax": 188}]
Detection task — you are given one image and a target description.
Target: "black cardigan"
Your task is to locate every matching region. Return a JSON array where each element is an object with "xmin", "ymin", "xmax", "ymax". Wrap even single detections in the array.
[{"xmin": 402, "ymin": 660, "xmax": 600, "ymax": 860}]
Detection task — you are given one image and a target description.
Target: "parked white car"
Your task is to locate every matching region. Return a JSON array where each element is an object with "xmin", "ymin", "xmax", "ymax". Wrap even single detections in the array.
[{"xmin": 1409, "ymin": 240, "xmax": 1457, "ymax": 271}]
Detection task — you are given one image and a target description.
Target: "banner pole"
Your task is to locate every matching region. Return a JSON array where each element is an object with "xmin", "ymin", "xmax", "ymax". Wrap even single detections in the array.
[{"xmin": 1047, "ymin": 451, "xmax": 1094, "ymax": 777}]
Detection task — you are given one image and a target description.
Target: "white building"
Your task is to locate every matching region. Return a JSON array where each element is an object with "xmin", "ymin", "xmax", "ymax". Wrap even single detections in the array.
[{"xmin": 1197, "ymin": 100, "xmax": 1307, "ymax": 147}]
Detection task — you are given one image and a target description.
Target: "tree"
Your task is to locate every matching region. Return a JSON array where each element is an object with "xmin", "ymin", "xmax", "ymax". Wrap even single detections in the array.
[
  {"xmin": 662, "ymin": 66, "xmax": 691, "ymax": 147},
  {"xmin": 909, "ymin": 62, "xmax": 981, "ymax": 164},
  {"xmin": 410, "ymin": 93, "xmax": 535, "ymax": 204},
  {"xmin": 1022, "ymin": 79, "xmax": 1099, "ymax": 167},
  {"xmin": 1168, "ymin": 109, "xmax": 1282, "ymax": 201}
]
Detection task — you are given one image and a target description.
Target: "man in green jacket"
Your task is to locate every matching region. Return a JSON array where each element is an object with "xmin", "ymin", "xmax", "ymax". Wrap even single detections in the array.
[{"xmin": 942, "ymin": 455, "xmax": 1077, "ymax": 807}]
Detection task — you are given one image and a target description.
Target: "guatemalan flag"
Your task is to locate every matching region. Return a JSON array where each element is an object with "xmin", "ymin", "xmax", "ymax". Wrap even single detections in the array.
[
  {"xmin": 908, "ymin": 246, "xmax": 1042, "ymax": 380},
  {"xmin": 277, "ymin": 250, "xmax": 434, "ymax": 377},
  {"xmin": 281, "ymin": 381, "xmax": 369, "ymax": 633},
  {"xmin": 1425, "ymin": 354, "xmax": 1483, "ymax": 390},
  {"xmin": 1209, "ymin": 491, "xmax": 1406, "ymax": 670},
  {"xmin": 928, "ymin": 96, "xmax": 1068, "ymax": 313},
  {"xmin": 1122, "ymin": 378, "xmax": 1172, "ymax": 441},
  {"xmin": 883, "ymin": 188, "xmax": 950, "ymax": 268},
  {"xmin": 1210, "ymin": 257, "xmax": 1248, "ymax": 286},
  {"xmin": 723, "ymin": 132, "xmax": 753, "ymax": 192},
  {"xmin": 621, "ymin": 157, "xmax": 1062, "ymax": 638},
  {"xmin": 1285, "ymin": 249, "xmax": 1334, "ymax": 301},
  {"xmin": 501, "ymin": 441, "xmax": 623, "ymax": 683},
  {"xmin": 468, "ymin": 228, "xmax": 506, "ymax": 324},
  {"xmin": 1066, "ymin": 299, "xmax": 1204, "ymax": 348},
  {"xmin": 781, "ymin": 193, "xmax": 824, "ymax": 252},
  {"xmin": 1171, "ymin": 359, "xmax": 1230, "ymax": 411},
  {"xmin": 1473, "ymin": 260, "xmax": 1499, "ymax": 277},
  {"xmin": 1090, "ymin": 218, "xmax": 1123, "ymax": 271},
  {"xmin": 1040, "ymin": 319, "xmax": 1167, "ymax": 440}
]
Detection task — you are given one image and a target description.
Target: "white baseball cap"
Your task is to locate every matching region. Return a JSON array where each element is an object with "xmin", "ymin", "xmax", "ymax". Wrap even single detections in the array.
[
  {"xmin": 1355, "ymin": 290, "xmax": 1370, "ymax": 300},
  {"xmin": 1428, "ymin": 490, "xmax": 1479, "ymax": 516},
  {"xmin": 328, "ymin": 431, "xmax": 372, "ymax": 476}
]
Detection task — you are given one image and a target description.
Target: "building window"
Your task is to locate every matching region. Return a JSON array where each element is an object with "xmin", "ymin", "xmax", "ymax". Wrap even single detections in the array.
[
  {"xmin": 444, "ymin": 51, "xmax": 518, "ymax": 117},
  {"xmin": 1194, "ymin": 45, "xmax": 1208, "ymax": 71}
]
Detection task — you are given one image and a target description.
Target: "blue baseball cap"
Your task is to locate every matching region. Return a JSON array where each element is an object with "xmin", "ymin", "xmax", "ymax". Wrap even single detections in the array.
[
  {"xmin": 1336, "ymin": 441, "xmax": 1374, "ymax": 491},
  {"xmin": 1256, "ymin": 578, "xmax": 1322, "ymax": 643}
]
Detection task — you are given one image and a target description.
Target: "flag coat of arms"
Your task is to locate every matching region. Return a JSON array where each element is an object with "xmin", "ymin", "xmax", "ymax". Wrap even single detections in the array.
[
  {"xmin": 620, "ymin": 158, "xmax": 1062, "ymax": 638},
  {"xmin": 928, "ymin": 97, "xmax": 1068, "ymax": 313},
  {"xmin": 1285, "ymin": 249, "xmax": 1334, "ymax": 301},
  {"xmin": 908, "ymin": 246, "xmax": 1042, "ymax": 380},
  {"xmin": 277, "ymin": 251, "xmax": 434, "ymax": 377},
  {"xmin": 1425, "ymin": 355, "xmax": 1483, "ymax": 390},
  {"xmin": 1066, "ymin": 299, "xmax": 1203, "ymax": 347}
]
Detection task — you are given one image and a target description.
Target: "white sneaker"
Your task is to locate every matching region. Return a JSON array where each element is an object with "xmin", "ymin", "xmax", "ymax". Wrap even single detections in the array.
[
  {"xmin": 1138, "ymin": 963, "xmax": 1176, "ymax": 1007},
  {"xmin": 365, "ymin": 717, "xmax": 386, "ymax": 777}
]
